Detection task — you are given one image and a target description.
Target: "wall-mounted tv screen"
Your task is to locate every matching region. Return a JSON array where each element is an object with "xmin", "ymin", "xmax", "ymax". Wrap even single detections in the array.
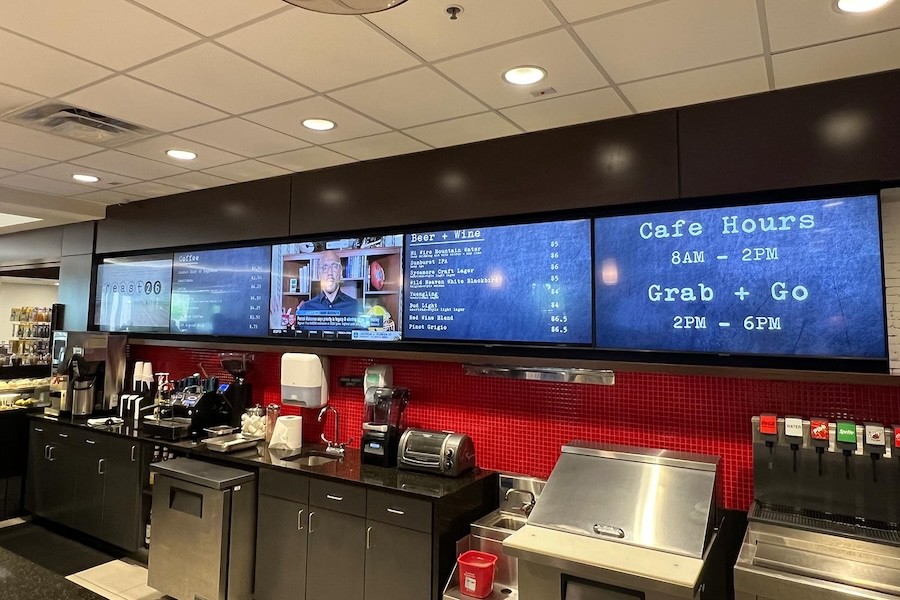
[
  {"xmin": 270, "ymin": 235, "xmax": 404, "ymax": 341},
  {"xmin": 94, "ymin": 256, "xmax": 173, "ymax": 333},
  {"xmin": 170, "ymin": 246, "xmax": 271, "ymax": 337},
  {"xmin": 594, "ymin": 195, "xmax": 886, "ymax": 359},
  {"xmin": 403, "ymin": 220, "xmax": 593, "ymax": 344}
]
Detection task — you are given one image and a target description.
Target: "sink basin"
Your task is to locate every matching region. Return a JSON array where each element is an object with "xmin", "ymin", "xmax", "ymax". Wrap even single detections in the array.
[
  {"xmin": 472, "ymin": 511, "xmax": 528, "ymax": 541},
  {"xmin": 293, "ymin": 454, "xmax": 337, "ymax": 467}
]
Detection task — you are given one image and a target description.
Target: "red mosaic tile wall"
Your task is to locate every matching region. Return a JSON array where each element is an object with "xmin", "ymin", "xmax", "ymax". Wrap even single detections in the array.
[{"xmin": 129, "ymin": 344, "xmax": 900, "ymax": 511}]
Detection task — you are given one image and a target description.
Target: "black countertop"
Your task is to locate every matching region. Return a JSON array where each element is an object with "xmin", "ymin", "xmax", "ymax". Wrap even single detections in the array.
[{"xmin": 29, "ymin": 414, "xmax": 495, "ymax": 500}]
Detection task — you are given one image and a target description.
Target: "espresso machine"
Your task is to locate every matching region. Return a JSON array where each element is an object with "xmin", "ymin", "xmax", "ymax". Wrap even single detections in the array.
[
  {"xmin": 361, "ymin": 386, "xmax": 409, "ymax": 467},
  {"xmin": 220, "ymin": 352, "xmax": 253, "ymax": 428}
]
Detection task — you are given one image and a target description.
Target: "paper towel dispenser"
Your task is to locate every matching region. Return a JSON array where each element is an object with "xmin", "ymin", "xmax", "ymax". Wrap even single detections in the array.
[{"xmin": 281, "ymin": 353, "xmax": 328, "ymax": 408}]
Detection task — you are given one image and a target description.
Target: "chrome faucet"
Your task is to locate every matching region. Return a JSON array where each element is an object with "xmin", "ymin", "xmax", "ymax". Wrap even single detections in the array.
[
  {"xmin": 318, "ymin": 405, "xmax": 351, "ymax": 456},
  {"xmin": 505, "ymin": 488, "xmax": 537, "ymax": 516}
]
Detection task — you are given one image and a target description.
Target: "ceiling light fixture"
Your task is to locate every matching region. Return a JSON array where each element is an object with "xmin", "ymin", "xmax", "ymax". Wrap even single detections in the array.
[
  {"xmin": 166, "ymin": 149, "xmax": 197, "ymax": 161},
  {"xmin": 503, "ymin": 66, "xmax": 547, "ymax": 86},
  {"xmin": 72, "ymin": 174, "xmax": 100, "ymax": 183},
  {"xmin": 280, "ymin": 0, "xmax": 408, "ymax": 15},
  {"xmin": 303, "ymin": 118, "xmax": 336, "ymax": 131},
  {"xmin": 835, "ymin": 0, "xmax": 892, "ymax": 12}
]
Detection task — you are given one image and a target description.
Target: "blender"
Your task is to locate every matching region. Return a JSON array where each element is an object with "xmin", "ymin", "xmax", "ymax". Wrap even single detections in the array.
[{"xmin": 361, "ymin": 386, "xmax": 409, "ymax": 467}]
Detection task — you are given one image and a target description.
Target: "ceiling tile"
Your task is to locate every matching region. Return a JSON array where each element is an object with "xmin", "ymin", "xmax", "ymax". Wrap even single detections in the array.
[
  {"xmin": 62, "ymin": 77, "xmax": 227, "ymax": 133},
  {"xmin": 621, "ymin": 57, "xmax": 769, "ymax": 113},
  {"xmin": 366, "ymin": 0, "xmax": 560, "ymax": 62},
  {"xmin": 131, "ymin": 44, "xmax": 312, "ymax": 115},
  {"xmin": 72, "ymin": 151, "xmax": 188, "ymax": 180},
  {"xmin": 132, "ymin": 0, "xmax": 286, "ymax": 36},
  {"xmin": 77, "ymin": 189, "xmax": 142, "ymax": 205},
  {"xmin": 0, "ymin": 30, "xmax": 111, "ymax": 97},
  {"xmin": 437, "ymin": 29, "xmax": 609, "ymax": 109},
  {"xmin": 330, "ymin": 68, "xmax": 486, "ymax": 129},
  {"xmin": 219, "ymin": 10, "xmax": 419, "ymax": 92},
  {"xmin": 178, "ymin": 118, "xmax": 310, "ymax": 157},
  {"xmin": 0, "ymin": 148, "xmax": 55, "ymax": 171},
  {"xmin": 765, "ymin": 0, "xmax": 900, "ymax": 52},
  {"xmin": 0, "ymin": 122, "xmax": 101, "ymax": 161},
  {"xmin": 550, "ymin": 0, "xmax": 658, "ymax": 23},
  {"xmin": 258, "ymin": 147, "xmax": 355, "ymax": 172},
  {"xmin": 28, "ymin": 163, "xmax": 139, "ymax": 188},
  {"xmin": 404, "ymin": 112, "xmax": 521, "ymax": 148},
  {"xmin": 203, "ymin": 160, "xmax": 292, "ymax": 182},
  {"xmin": 245, "ymin": 97, "xmax": 390, "ymax": 144},
  {"xmin": 118, "ymin": 135, "xmax": 243, "ymax": 170},
  {"xmin": 0, "ymin": 84, "xmax": 41, "ymax": 116},
  {"xmin": 574, "ymin": 0, "xmax": 763, "ymax": 83},
  {"xmin": 1, "ymin": 173, "xmax": 89, "ymax": 196},
  {"xmin": 0, "ymin": 169, "xmax": 15, "ymax": 178},
  {"xmin": 0, "ymin": 0, "xmax": 199, "ymax": 70},
  {"xmin": 114, "ymin": 181, "xmax": 185, "ymax": 198},
  {"xmin": 500, "ymin": 88, "xmax": 631, "ymax": 132},
  {"xmin": 772, "ymin": 29, "xmax": 900, "ymax": 90},
  {"xmin": 324, "ymin": 132, "xmax": 430, "ymax": 161},
  {"xmin": 154, "ymin": 172, "xmax": 235, "ymax": 191}
]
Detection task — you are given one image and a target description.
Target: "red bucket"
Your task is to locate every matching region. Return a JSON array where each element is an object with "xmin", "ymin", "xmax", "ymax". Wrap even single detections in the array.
[{"xmin": 457, "ymin": 550, "xmax": 498, "ymax": 598}]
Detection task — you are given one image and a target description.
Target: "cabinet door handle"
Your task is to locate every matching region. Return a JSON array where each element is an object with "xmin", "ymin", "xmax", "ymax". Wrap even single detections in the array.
[
  {"xmin": 98, "ymin": 459, "xmax": 105, "ymax": 475},
  {"xmin": 34, "ymin": 427, "xmax": 44, "ymax": 433},
  {"xmin": 43, "ymin": 444, "xmax": 50, "ymax": 460},
  {"xmin": 366, "ymin": 526, "xmax": 373, "ymax": 550},
  {"xmin": 387, "ymin": 508, "xmax": 405, "ymax": 516},
  {"xmin": 326, "ymin": 494, "xmax": 343, "ymax": 502},
  {"xmin": 47, "ymin": 446, "xmax": 56, "ymax": 461},
  {"xmin": 58, "ymin": 433, "xmax": 68, "ymax": 439},
  {"xmin": 308, "ymin": 511, "xmax": 315, "ymax": 533},
  {"xmin": 297, "ymin": 509, "xmax": 305, "ymax": 531},
  {"xmin": 131, "ymin": 445, "xmax": 137, "ymax": 462},
  {"xmin": 86, "ymin": 439, "xmax": 96, "ymax": 445}
]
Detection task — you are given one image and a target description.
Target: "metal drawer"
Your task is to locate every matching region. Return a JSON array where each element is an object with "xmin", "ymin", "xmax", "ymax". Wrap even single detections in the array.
[
  {"xmin": 259, "ymin": 469, "xmax": 309, "ymax": 504},
  {"xmin": 367, "ymin": 489, "xmax": 432, "ymax": 533},
  {"xmin": 309, "ymin": 478, "xmax": 365, "ymax": 517}
]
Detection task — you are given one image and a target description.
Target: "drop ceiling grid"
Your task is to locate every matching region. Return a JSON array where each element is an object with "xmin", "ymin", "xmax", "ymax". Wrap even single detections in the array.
[{"xmin": 0, "ymin": 0, "xmax": 897, "ymax": 215}]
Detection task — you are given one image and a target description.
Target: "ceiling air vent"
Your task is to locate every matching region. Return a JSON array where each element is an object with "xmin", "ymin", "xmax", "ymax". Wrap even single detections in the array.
[{"xmin": 2, "ymin": 101, "xmax": 157, "ymax": 147}]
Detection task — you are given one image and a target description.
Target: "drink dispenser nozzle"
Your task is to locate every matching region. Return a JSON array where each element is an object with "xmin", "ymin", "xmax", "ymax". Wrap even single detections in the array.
[
  {"xmin": 809, "ymin": 418, "xmax": 830, "ymax": 476},
  {"xmin": 784, "ymin": 417, "xmax": 803, "ymax": 472},
  {"xmin": 759, "ymin": 414, "xmax": 779, "ymax": 470},
  {"xmin": 864, "ymin": 423, "xmax": 886, "ymax": 483},
  {"xmin": 836, "ymin": 421, "xmax": 858, "ymax": 479}
]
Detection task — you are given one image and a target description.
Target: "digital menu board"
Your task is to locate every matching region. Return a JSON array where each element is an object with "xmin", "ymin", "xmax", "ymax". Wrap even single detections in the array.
[
  {"xmin": 594, "ymin": 195, "xmax": 886, "ymax": 358},
  {"xmin": 170, "ymin": 247, "xmax": 270, "ymax": 337},
  {"xmin": 270, "ymin": 235, "xmax": 404, "ymax": 341},
  {"xmin": 404, "ymin": 220, "xmax": 593, "ymax": 344},
  {"xmin": 94, "ymin": 256, "xmax": 173, "ymax": 333}
]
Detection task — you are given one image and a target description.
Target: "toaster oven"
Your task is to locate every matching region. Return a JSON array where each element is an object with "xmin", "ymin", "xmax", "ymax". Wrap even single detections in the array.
[{"xmin": 398, "ymin": 428, "xmax": 476, "ymax": 477}]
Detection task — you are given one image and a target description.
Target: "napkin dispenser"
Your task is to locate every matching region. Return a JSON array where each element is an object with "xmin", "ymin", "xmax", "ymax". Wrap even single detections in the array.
[{"xmin": 281, "ymin": 353, "xmax": 328, "ymax": 408}]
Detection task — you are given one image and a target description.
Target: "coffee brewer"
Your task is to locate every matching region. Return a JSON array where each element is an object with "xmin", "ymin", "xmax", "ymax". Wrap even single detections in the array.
[
  {"xmin": 361, "ymin": 386, "xmax": 409, "ymax": 467},
  {"xmin": 220, "ymin": 352, "xmax": 253, "ymax": 428},
  {"xmin": 50, "ymin": 332, "xmax": 126, "ymax": 417}
]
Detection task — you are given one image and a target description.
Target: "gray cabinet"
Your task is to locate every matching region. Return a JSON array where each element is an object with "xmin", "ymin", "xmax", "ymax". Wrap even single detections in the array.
[
  {"xmin": 364, "ymin": 522, "xmax": 431, "ymax": 600},
  {"xmin": 26, "ymin": 420, "xmax": 144, "ymax": 551},
  {"xmin": 255, "ymin": 494, "xmax": 309, "ymax": 600},
  {"xmin": 306, "ymin": 507, "xmax": 366, "ymax": 600}
]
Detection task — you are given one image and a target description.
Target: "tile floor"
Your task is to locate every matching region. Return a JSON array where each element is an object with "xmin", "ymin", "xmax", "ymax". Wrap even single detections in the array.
[{"xmin": 66, "ymin": 560, "xmax": 166, "ymax": 600}]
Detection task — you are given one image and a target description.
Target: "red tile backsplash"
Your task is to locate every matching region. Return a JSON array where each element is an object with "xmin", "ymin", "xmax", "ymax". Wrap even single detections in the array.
[{"xmin": 129, "ymin": 344, "xmax": 900, "ymax": 511}]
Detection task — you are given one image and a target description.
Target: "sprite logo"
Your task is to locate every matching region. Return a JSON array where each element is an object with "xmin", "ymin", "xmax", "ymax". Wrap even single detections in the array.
[{"xmin": 837, "ymin": 422, "xmax": 856, "ymax": 443}]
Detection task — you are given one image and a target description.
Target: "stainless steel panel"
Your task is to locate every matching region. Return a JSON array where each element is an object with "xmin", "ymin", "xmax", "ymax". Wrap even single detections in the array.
[
  {"xmin": 562, "ymin": 442, "xmax": 719, "ymax": 472},
  {"xmin": 463, "ymin": 365, "xmax": 615, "ymax": 386},
  {"xmin": 528, "ymin": 444, "xmax": 717, "ymax": 559},
  {"xmin": 150, "ymin": 457, "xmax": 255, "ymax": 489},
  {"xmin": 148, "ymin": 476, "xmax": 230, "ymax": 600}
]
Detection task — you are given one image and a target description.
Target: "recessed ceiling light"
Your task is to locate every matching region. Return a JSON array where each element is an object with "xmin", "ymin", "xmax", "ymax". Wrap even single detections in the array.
[
  {"xmin": 166, "ymin": 149, "xmax": 197, "ymax": 161},
  {"xmin": 72, "ymin": 174, "xmax": 99, "ymax": 183},
  {"xmin": 303, "ymin": 118, "xmax": 336, "ymax": 131},
  {"xmin": 835, "ymin": 0, "xmax": 892, "ymax": 12},
  {"xmin": 503, "ymin": 66, "xmax": 547, "ymax": 86}
]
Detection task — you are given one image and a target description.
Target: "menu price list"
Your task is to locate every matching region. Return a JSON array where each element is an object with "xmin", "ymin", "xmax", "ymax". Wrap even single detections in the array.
[
  {"xmin": 404, "ymin": 220, "xmax": 593, "ymax": 344},
  {"xmin": 171, "ymin": 247, "xmax": 270, "ymax": 337},
  {"xmin": 594, "ymin": 196, "xmax": 886, "ymax": 358}
]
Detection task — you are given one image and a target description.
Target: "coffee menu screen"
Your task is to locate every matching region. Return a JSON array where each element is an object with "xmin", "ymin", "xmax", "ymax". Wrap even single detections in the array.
[
  {"xmin": 94, "ymin": 257, "xmax": 173, "ymax": 333},
  {"xmin": 403, "ymin": 220, "xmax": 593, "ymax": 344},
  {"xmin": 594, "ymin": 195, "xmax": 886, "ymax": 358},
  {"xmin": 170, "ymin": 247, "xmax": 271, "ymax": 337}
]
